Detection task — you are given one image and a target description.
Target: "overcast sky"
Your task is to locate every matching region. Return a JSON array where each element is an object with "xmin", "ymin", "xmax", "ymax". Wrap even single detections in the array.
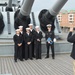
[{"xmin": 32, "ymin": 0, "xmax": 75, "ymax": 12}]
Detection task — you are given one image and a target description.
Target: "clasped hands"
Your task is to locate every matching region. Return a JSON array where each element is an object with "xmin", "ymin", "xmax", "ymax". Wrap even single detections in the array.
[
  {"xmin": 18, "ymin": 43, "xmax": 22, "ymax": 46},
  {"xmin": 37, "ymin": 39, "xmax": 40, "ymax": 42},
  {"xmin": 27, "ymin": 42, "xmax": 31, "ymax": 45}
]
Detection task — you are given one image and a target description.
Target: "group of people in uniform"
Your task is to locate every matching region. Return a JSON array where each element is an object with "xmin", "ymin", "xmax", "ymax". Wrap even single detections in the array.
[
  {"xmin": 13, "ymin": 24, "xmax": 56, "ymax": 62},
  {"xmin": 13, "ymin": 22, "xmax": 75, "ymax": 74}
]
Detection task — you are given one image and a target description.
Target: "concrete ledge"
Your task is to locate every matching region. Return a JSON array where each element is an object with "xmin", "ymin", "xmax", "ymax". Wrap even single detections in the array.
[{"xmin": 0, "ymin": 42, "xmax": 72, "ymax": 56}]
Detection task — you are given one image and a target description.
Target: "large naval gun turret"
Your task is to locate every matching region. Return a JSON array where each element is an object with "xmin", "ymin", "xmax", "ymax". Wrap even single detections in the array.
[
  {"xmin": 39, "ymin": 0, "xmax": 68, "ymax": 32},
  {"xmin": 0, "ymin": 0, "xmax": 67, "ymax": 34},
  {"xmin": 14, "ymin": 0, "xmax": 34, "ymax": 31},
  {"xmin": 14, "ymin": 0, "xmax": 68, "ymax": 33}
]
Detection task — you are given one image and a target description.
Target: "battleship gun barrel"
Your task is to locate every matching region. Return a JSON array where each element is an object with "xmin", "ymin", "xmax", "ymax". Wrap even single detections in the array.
[
  {"xmin": 14, "ymin": 0, "xmax": 34, "ymax": 30},
  {"xmin": 39, "ymin": 0, "xmax": 68, "ymax": 32},
  {"xmin": 20, "ymin": 0, "xmax": 34, "ymax": 16},
  {"xmin": 8, "ymin": 0, "xmax": 12, "ymax": 8},
  {"xmin": 5, "ymin": 0, "xmax": 13, "ymax": 11}
]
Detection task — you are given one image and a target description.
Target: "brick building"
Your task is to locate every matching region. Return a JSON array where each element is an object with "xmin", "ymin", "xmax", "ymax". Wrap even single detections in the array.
[{"xmin": 57, "ymin": 10, "xmax": 75, "ymax": 28}]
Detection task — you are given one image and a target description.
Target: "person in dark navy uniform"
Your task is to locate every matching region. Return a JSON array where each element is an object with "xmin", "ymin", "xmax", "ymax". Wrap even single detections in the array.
[
  {"xmin": 34, "ymin": 26, "xmax": 43, "ymax": 59},
  {"xmin": 45, "ymin": 24, "xmax": 56, "ymax": 59},
  {"xmin": 24, "ymin": 28, "xmax": 33, "ymax": 60},
  {"xmin": 19, "ymin": 26, "xmax": 25, "ymax": 59},
  {"xmin": 13, "ymin": 29, "xmax": 23, "ymax": 62},
  {"xmin": 67, "ymin": 26, "xmax": 75, "ymax": 75},
  {"xmin": 29, "ymin": 24, "xmax": 35, "ymax": 58}
]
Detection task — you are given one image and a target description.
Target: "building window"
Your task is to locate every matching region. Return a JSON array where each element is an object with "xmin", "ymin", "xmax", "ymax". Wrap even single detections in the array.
[
  {"xmin": 70, "ymin": 18, "xmax": 72, "ymax": 20},
  {"xmin": 69, "ymin": 21, "xmax": 73, "ymax": 24},
  {"xmin": 57, "ymin": 14, "xmax": 62, "ymax": 22},
  {"xmin": 69, "ymin": 14, "xmax": 73, "ymax": 16},
  {"xmin": 68, "ymin": 14, "xmax": 74, "ymax": 23}
]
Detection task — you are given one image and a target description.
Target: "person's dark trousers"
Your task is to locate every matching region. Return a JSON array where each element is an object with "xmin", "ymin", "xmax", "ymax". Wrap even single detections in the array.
[
  {"xmin": 35, "ymin": 42, "xmax": 41, "ymax": 59},
  {"xmin": 32, "ymin": 41, "xmax": 35, "ymax": 57},
  {"xmin": 14, "ymin": 45, "xmax": 18, "ymax": 61},
  {"xmin": 46, "ymin": 43, "xmax": 55, "ymax": 58},
  {"xmin": 18, "ymin": 46, "xmax": 23, "ymax": 60},
  {"xmin": 25, "ymin": 44, "xmax": 28, "ymax": 60},
  {"xmin": 22, "ymin": 41, "xmax": 25, "ymax": 58},
  {"xmin": 29, "ymin": 44, "xmax": 32, "ymax": 59},
  {"xmin": 25, "ymin": 44, "xmax": 32, "ymax": 60}
]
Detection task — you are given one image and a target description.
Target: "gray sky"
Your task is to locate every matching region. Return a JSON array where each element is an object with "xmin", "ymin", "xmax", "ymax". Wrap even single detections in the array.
[{"xmin": 32, "ymin": 0, "xmax": 75, "ymax": 12}]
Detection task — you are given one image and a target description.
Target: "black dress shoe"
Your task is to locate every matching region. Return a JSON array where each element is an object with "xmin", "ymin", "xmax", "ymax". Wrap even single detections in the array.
[
  {"xmin": 39, "ymin": 57, "xmax": 42, "ymax": 59},
  {"xmin": 52, "ymin": 57, "xmax": 55, "ymax": 59},
  {"xmin": 33, "ymin": 55, "xmax": 35, "ymax": 58},
  {"xmin": 15, "ymin": 60, "xmax": 17, "ymax": 62},
  {"xmin": 45, "ymin": 56, "xmax": 49, "ymax": 59},
  {"xmin": 25, "ymin": 59, "xmax": 28, "ymax": 60},
  {"xmin": 30, "ymin": 58, "xmax": 33, "ymax": 60},
  {"xmin": 36, "ymin": 58, "xmax": 38, "ymax": 60},
  {"xmin": 20, "ymin": 59, "xmax": 24, "ymax": 61}
]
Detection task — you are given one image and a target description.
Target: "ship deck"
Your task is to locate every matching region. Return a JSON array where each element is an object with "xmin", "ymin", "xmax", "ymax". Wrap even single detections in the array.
[{"xmin": 0, "ymin": 54, "xmax": 73, "ymax": 75}]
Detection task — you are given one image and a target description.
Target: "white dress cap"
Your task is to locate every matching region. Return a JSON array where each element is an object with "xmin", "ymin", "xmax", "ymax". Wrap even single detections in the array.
[
  {"xmin": 15, "ymin": 29, "xmax": 20, "ymax": 32},
  {"xmin": 18, "ymin": 26, "xmax": 23, "ymax": 28},
  {"xmin": 28, "ymin": 24, "xmax": 33, "ymax": 26},
  {"xmin": 35, "ymin": 26, "xmax": 39, "ymax": 28},
  {"xmin": 26, "ymin": 27, "xmax": 30, "ymax": 30},
  {"xmin": 47, "ymin": 24, "xmax": 52, "ymax": 27}
]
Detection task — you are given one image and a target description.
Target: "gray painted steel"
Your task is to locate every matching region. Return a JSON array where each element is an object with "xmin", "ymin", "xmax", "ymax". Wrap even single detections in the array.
[
  {"xmin": 49, "ymin": 0, "xmax": 68, "ymax": 16},
  {"xmin": 0, "ymin": 12, "xmax": 15, "ymax": 39},
  {"xmin": 20, "ymin": 0, "xmax": 34, "ymax": 16},
  {"xmin": 0, "ymin": 41, "xmax": 72, "ymax": 56},
  {"xmin": 0, "ymin": 54, "xmax": 73, "ymax": 75},
  {"xmin": 7, "ymin": 0, "xmax": 12, "ymax": 8}
]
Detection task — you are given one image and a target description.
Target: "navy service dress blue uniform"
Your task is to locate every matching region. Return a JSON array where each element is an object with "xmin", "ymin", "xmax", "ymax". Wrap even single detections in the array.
[
  {"xmin": 67, "ymin": 27, "xmax": 75, "ymax": 75},
  {"xmin": 19, "ymin": 26, "xmax": 25, "ymax": 59},
  {"xmin": 45, "ymin": 24, "xmax": 55, "ymax": 59},
  {"xmin": 67, "ymin": 31, "xmax": 75, "ymax": 59},
  {"xmin": 34, "ymin": 31, "xmax": 43, "ymax": 59},
  {"xmin": 13, "ymin": 29, "xmax": 23, "ymax": 62},
  {"xmin": 24, "ymin": 28, "xmax": 33, "ymax": 60},
  {"xmin": 29, "ymin": 24, "xmax": 36, "ymax": 57},
  {"xmin": 34, "ymin": 26, "xmax": 43, "ymax": 59}
]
